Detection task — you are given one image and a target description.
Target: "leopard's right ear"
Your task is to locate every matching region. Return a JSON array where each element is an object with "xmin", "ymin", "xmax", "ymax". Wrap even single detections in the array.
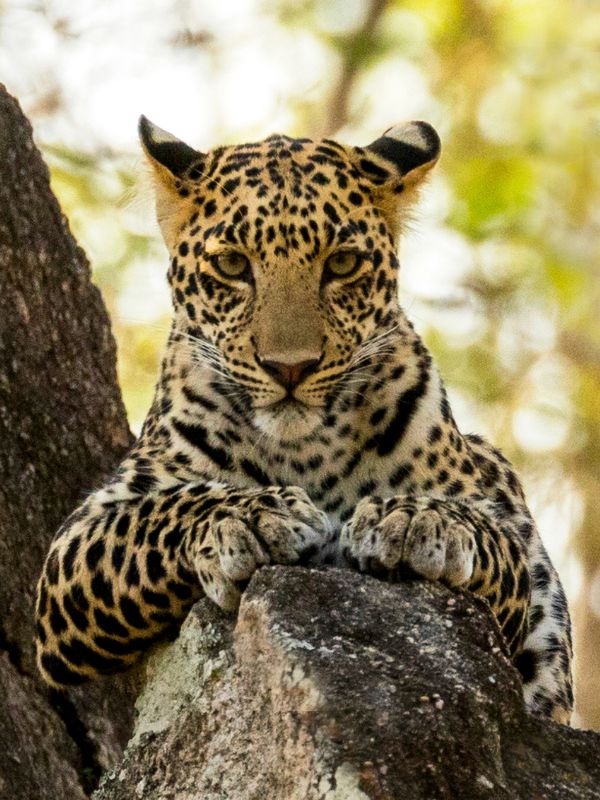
[
  {"xmin": 138, "ymin": 116, "xmax": 204, "ymax": 180},
  {"xmin": 138, "ymin": 116, "xmax": 206, "ymax": 250}
]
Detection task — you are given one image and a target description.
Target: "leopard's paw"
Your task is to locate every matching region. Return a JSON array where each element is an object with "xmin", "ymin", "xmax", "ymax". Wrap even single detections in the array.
[
  {"xmin": 340, "ymin": 496, "xmax": 475, "ymax": 587},
  {"xmin": 195, "ymin": 486, "xmax": 332, "ymax": 610}
]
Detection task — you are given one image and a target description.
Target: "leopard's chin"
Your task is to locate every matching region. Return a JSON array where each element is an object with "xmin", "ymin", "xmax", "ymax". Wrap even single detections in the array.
[{"xmin": 253, "ymin": 399, "xmax": 323, "ymax": 440}]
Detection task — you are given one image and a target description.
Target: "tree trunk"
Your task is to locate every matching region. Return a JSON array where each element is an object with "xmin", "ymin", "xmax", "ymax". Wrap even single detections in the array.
[{"xmin": 0, "ymin": 85, "xmax": 136, "ymax": 798}]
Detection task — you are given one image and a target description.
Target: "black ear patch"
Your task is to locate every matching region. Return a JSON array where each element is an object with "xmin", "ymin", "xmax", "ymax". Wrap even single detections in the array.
[
  {"xmin": 366, "ymin": 121, "xmax": 440, "ymax": 177},
  {"xmin": 138, "ymin": 115, "xmax": 202, "ymax": 178}
]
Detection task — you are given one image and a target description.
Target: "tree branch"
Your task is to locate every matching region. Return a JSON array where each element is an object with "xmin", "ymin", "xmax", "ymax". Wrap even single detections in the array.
[
  {"xmin": 95, "ymin": 567, "xmax": 600, "ymax": 800},
  {"xmin": 317, "ymin": 0, "xmax": 389, "ymax": 138}
]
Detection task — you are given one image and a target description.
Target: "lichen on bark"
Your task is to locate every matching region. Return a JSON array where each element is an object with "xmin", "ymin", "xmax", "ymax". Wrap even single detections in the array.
[{"xmin": 94, "ymin": 568, "xmax": 600, "ymax": 800}]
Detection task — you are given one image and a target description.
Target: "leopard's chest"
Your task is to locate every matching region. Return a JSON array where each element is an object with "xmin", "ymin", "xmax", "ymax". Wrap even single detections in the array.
[{"xmin": 236, "ymin": 427, "xmax": 419, "ymax": 524}]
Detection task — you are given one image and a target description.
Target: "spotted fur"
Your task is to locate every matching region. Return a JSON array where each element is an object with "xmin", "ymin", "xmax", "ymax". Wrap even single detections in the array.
[{"xmin": 35, "ymin": 118, "xmax": 573, "ymax": 724}]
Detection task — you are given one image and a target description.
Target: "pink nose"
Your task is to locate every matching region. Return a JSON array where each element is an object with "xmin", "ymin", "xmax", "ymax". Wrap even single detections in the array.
[{"xmin": 259, "ymin": 357, "xmax": 320, "ymax": 390}]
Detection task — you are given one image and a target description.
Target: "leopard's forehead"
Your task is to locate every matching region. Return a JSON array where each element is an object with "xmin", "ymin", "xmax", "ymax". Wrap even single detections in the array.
[
  {"xmin": 213, "ymin": 133, "xmax": 351, "ymax": 169},
  {"xmin": 196, "ymin": 133, "xmax": 370, "ymax": 202},
  {"xmin": 180, "ymin": 134, "xmax": 379, "ymax": 269}
]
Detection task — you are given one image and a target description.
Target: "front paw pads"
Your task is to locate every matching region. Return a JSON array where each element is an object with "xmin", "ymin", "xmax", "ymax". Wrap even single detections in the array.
[
  {"xmin": 340, "ymin": 497, "xmax": 475, "ymax": 587},
  {"xmin": 196, "ymin": 488, "xmax": 331, "ymax": 610}
]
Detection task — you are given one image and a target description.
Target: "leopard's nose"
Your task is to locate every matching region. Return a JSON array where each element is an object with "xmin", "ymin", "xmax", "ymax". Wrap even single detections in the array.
[{"xmin": 258, "ymin": 357, "xmax": 320, "ymax": 390}]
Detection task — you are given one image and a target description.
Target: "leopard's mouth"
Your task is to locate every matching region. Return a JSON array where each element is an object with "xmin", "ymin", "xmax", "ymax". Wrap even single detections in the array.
[
  {"xmin": 252, "ymin": 397, "xmax": 323, "ymax": 439},
  {"xmin": 270, "ymin": 396, "xmax": 306, "ymax": 413}
]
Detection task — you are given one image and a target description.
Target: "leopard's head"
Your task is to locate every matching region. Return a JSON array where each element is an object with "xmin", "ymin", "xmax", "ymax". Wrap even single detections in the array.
[{"xmin": 140, "ymin": 116, "xmax": 440, "ymax": 438}]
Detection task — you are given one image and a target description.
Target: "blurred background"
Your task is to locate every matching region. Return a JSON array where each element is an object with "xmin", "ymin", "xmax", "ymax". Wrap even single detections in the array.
[{"xmin": 1, "ymin": 0, "xmax": 598, "ymax": 728}]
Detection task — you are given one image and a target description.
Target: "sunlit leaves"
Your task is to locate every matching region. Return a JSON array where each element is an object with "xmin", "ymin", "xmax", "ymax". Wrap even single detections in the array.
[{"xmin": 449, "ymin": 155, "xmax": 536, "ymax": 238}]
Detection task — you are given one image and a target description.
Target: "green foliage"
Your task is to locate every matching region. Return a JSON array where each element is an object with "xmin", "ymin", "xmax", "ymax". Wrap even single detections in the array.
[{"xmin": 450, "ymin": 155, "xmax": 536, "ymax": 237}]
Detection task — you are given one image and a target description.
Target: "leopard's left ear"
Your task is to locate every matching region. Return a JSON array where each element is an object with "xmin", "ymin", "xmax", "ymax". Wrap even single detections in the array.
[
  {"xmin": 352, "ymin": 121, "xmax": 440, "ymax": 237},
  {"xmin": 363, "ymin": 121, "xmax": 440, "ymax": 187}
]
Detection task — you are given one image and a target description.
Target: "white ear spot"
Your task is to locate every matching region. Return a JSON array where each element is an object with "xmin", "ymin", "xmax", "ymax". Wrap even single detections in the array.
[
  {"xmin": 150, "ymin": 125, "xmax": 180, "ymax": 145},
  {"xmin": 383, "ymin": 121, "xmax": 433, "ymax": 152},
  {"xmin": 140, "ymin": 116, "xmax": 180, "ymax": 146},
  {"xmin": 366, "ymin": 120, "xmax": 441, "ymax": 178}
]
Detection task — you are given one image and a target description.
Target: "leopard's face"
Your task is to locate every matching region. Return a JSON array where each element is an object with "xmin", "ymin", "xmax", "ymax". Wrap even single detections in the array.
[{"xmin": 141, "ymin": 119, "xmax": 440, "ymax": 437}]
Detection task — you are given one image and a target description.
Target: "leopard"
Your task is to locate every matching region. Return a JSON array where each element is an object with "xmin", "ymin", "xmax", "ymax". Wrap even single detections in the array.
[{"xmin": 34, "ymin": 115, "xmax": 574, "ymax": 725}]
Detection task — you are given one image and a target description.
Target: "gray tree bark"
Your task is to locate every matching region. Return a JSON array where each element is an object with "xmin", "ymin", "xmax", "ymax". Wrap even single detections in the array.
[
  {"xmin": 95, "ymin": 568, "xmax": 600, "ymax": 800},
  {"xmin": 0, "ymin": 85, "xmax": 136, "ymax": 798}
]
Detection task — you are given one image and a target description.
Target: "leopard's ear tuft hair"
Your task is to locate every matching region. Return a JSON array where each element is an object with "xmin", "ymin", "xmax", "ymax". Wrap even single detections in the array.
[
  {"xmin": 138, "ymin": 116, "xmax": 203, "ymax": 179},
  {"xmin": 365, "ymin": 121, "xmax": 440, "ymax": 186}
]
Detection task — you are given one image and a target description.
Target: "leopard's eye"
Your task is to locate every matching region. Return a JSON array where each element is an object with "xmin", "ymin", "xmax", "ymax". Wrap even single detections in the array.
[
  {"xmin": 323, "ymin": 251, "xmax": 364, "ymax": 282},
  {"xmin": 211, "ymin": 252, "xmax": 251, "ymax": 280}
]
